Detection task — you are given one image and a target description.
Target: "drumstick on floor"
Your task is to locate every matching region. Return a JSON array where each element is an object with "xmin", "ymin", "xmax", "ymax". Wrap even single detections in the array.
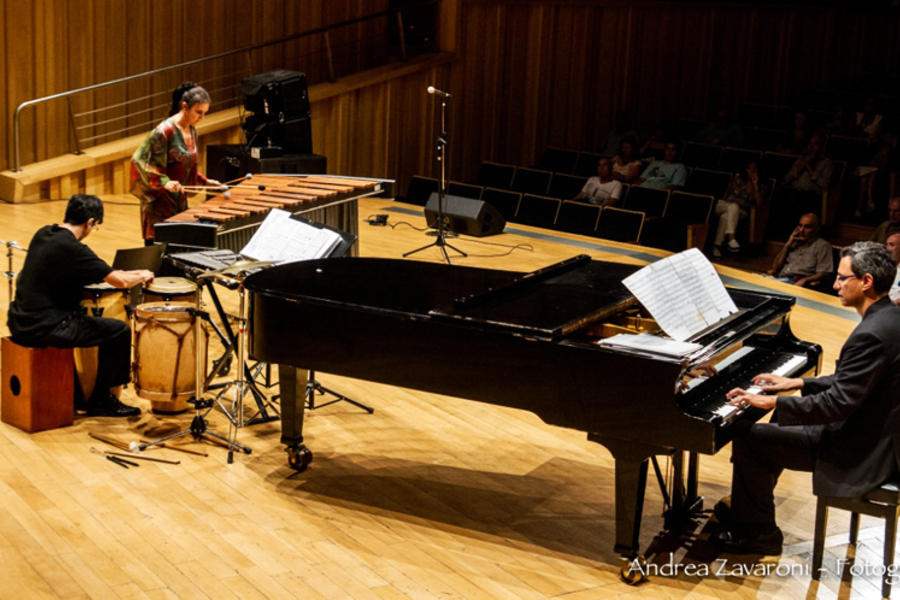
[
  {"xmin": 89, "ymin": 432, "xmax": 132, "ymax": 452},
  {"xmin": 139, "ymin": 439, "xmax": 208, "ymax": 457}
]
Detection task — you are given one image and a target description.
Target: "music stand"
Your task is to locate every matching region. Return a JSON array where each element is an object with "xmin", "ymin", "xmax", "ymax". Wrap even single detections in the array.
[{"xmin": 404, "ymin": 89, "xmax": 466, "ymax": 264}]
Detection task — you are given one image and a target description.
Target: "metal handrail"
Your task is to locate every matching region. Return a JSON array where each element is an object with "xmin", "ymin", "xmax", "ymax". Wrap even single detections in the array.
[{"xmin": 11, "ymin": 1, "xmax": 437, "ymax": 171}]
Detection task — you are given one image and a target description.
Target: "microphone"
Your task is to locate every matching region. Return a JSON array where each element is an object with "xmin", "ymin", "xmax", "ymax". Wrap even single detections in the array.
[{"xmin": 426, "ymin": 86, "xmax": 451, "ymax": 98}]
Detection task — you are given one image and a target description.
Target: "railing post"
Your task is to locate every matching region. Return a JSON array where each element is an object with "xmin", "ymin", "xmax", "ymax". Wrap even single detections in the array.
[
  {"xmin": 12, "ymin": 106, "xmax": 21, "ymax": 172},
  {"xmin": 396, "ymin": 9, "xmax": 408, "ymax": 61},
  {"xmin": 66, "ymin": 97, "xmax": 83, "ymax": 155},
  {"xmin": 324, "ymin": 32, "xmax": 336, "ymax": 82}
]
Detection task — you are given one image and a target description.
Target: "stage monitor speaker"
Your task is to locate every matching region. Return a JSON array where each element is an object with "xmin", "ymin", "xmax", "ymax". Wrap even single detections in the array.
[
  {"xmin": 241, "ymin": 70, "xmax": 310, "ymax": 117},
  {"xmin": 424, "ymin": 193, "xmax": 505, "ymax": 237}
]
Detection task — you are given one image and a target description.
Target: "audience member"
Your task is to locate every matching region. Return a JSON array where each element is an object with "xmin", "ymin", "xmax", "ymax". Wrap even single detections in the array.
[
  {"xmin": 611, "ymin": 139, "xmax": 642, "ymax": 184},
  {"xmin": 783, "ymin": 134, "xmax": 833, "ymax": 194},
  {"xmin": 640, "ymin": 124, "xmax": 671, "ymax": 159},
  {"xmin": 870, "ymin": 197, "xmax": 900, "ymax": 243},
  {"xmin": 572, "ymin": 157, "xmax": 622, "ymax": 206},
  {"xmin": 698, "ymin": 109, "xmax": 744, "ymax": 147},
  {"xmin": 711, "ymin": 161, "xmax": 768, "ymax": 257},
  {"xmin": 855, "ymin": 97, "xmax": 884, "ymax": 142},
  {"xmin": 768, "ymin": 213, "xmax": 834, "ymax": 287},
  {"xmin": 824, "ymin": 104, "xmax": 855, "ymax": 136},
  {"xmin": 887, "ymin": 232, "xmax": 900, "ymax": 304},
  {"xmin": 637, "ymin": 142, "xmax": 686, "ymax": 190}
]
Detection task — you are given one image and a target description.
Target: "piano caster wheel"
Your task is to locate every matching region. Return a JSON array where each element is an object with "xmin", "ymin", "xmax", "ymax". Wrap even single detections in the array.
[
  {"xmin": 619, "ymin": 555, "xmax": 648, "ymax": 585},
  {"xmin": 287, "ymin": 445, "xmax": 313, "ymax": 472}
]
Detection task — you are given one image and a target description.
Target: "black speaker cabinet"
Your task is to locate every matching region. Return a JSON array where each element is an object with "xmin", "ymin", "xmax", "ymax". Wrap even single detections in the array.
[
  {"xmin": 206, "ymin": 144, "xmax": 326, "ymax": 182},
  {"xmin": 424, "ymin": 193, "xmax": 506, "ymax": 237}
]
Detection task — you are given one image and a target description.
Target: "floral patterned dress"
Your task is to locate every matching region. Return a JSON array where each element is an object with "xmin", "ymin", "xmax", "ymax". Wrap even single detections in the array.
[{"xmin": 129, "ymin": 117, "xmax": 207, "ymax": 241}]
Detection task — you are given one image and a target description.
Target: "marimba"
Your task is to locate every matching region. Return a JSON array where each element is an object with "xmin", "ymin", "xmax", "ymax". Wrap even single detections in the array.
[{"xmin": 154, "ymin": 174, "xmax": 391, "ymax": 252}]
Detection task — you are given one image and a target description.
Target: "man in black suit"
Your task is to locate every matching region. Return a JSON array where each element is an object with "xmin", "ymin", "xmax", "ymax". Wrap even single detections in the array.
[{"xmin": 713, "ymin": 241, "xmax": 900, "ymax": 554}]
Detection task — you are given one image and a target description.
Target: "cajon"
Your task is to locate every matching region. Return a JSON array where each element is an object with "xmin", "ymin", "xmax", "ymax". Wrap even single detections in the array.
[{"xmin": 1, "ymin": 337, "xmax": 74, "ymax": 432}]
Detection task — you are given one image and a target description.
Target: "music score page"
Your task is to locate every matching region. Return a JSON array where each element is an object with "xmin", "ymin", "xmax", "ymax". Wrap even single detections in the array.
[
  {"xmin": 622, "ymin": 248, "xmax": 738, "ymax": 342},
  {"xmin": 241, "ymin": 209, "xmax": 343, "ymax": 263}
]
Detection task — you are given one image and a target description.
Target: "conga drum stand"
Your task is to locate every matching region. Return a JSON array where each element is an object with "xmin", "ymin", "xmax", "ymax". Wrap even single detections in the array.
[{"xmin": 136, "ymin": 304, "xmax": 251, "ymax": 460}]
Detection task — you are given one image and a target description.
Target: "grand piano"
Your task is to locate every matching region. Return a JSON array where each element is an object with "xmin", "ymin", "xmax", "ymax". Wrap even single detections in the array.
[{"xmin": 244, "ymin": 254, "xmax": 821, "ymax": 570}]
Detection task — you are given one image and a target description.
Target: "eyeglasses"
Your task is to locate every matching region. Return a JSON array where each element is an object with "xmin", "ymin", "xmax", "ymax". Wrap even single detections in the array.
[{"xmin": 835, "ymin": 273, "xmax": 857, "ymax": 283}]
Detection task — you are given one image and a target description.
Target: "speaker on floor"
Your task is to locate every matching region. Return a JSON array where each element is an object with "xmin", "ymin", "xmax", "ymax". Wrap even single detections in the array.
[{"xmin": 424, "ymin": 193, "xmax": 505, "ymax": 237}]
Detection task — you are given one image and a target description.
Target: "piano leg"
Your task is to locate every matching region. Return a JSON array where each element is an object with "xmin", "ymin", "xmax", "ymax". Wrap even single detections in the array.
[{"xmin": 278, "ymin": 365, "xmax": 313, "ymax": 471}]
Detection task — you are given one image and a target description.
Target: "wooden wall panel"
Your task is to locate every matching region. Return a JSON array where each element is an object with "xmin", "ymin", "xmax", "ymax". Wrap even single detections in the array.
[{"xmin": 0, "ymin": 0, "xmax": 391, "ymax": 173}]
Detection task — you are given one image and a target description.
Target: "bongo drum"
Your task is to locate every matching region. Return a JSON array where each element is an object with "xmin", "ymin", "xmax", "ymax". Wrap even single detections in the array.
[
  {"xmin": 75, "ymin": 283, "xmax": 130, "ymax": 402},
  {"xmin": 142, "ymin": 277, "xmax": 198, "ymax": 305},
  {"xmin": 132, "ymin": 302, "xmax": 207, "ymax": 413}
]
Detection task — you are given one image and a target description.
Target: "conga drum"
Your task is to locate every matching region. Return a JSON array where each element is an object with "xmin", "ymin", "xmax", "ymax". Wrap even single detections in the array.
[
  {"xmin": 132, "ymin": 302, "xmax": 207, "ymax": 413},
  {"xmin": 142, "ymin": 277, "xmax": 198, "ymax": 305},
  {"xmin": 75, "ymin": 283, "xmax": 130, "ymax": 401}
]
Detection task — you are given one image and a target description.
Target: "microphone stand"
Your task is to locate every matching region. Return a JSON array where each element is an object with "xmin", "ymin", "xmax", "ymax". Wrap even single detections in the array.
[
  {"xmin": 1, "ymin": 240, "xmax": 26, "ymax": 303},
  {"xmin": 403, "ymin": 91, "xmax": 466, "ymax": 264}
]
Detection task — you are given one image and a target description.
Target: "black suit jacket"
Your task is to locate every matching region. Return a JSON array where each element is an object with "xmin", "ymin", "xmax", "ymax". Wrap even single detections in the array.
[{"xmin": 777, "ymin": 296, "xmax": 900, "ymax": 497}]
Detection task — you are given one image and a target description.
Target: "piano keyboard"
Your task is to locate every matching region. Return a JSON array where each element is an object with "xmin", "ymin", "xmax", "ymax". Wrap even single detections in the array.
[{"xmin": 680, "ymin": 346, "xmax": 809, "ymax": 425}]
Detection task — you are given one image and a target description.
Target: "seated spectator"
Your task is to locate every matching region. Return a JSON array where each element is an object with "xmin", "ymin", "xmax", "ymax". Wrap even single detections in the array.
[
  {"xmin": 783, "ymin": 134, "xmax": 833, "ymax": 194},
  {"xmin": 854, "ymin": 136, "xmax": 897, "ymax": 218},
  {"xmin": 870, "ymin": 196, "xmax": 900, "ymax": 243},
  {"xmin": 640, "ymin": 124, "xmax": 670, "ymax": 159},
  {"xmin": 711, "ymin": 161, "xmax": 768, "ymax": 258},
  {"xmin": 886, "ymin": 232, "xmax": 900, "ymax": 304},
  {"xmin": 824, "ymin": 103, "xmax": 855, "ymax": 136},
  {"xmin": 855, "ymin": 97, "xmax": 883, "ymax": 142},
  {"xmin": 572, "ymin": 157, "xmax": 622, "ymax": 206},
  {"xmin": 768, "ymin": 213, "xmax": 834, "ymax": 288},
  {"xmin": 637, "ymin": 142, "xmax": 686, "ymax": 190},
  {"xmin": 603, "ymin": 110, "xmax": 639, "ymax": 156},
  {"xmin": 611, "ymin": 139, "xmax": 642, "ymax": 184},
  {"xmin": 777, "ymin": 110, "xmax": 810, "ymax": 154},
  {"xmin": 698, "ymin": 108, "xmax": 744, "ymax": 147}
]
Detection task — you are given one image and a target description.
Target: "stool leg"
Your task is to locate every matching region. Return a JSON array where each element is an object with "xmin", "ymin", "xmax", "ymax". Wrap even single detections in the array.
[
  {"xmin": 813, "ymin": 497, "xmax": 828, "ymax": 580},
  {"xmin": 883, "ymin": 509, "xmax": 898, "ymax": 599},
  {"xmin": 850, "ymin": 511, "xmax": 860, "ymax": 544}
]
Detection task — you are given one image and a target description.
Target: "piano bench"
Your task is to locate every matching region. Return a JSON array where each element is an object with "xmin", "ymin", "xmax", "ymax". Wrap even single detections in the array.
[
  {"xmin": 811, "ymin": 481, "xmax": 900, "ymax": 598},
  {"xmin": 1, "ymin": 337, "xmax": 74, "ymax": 433}
]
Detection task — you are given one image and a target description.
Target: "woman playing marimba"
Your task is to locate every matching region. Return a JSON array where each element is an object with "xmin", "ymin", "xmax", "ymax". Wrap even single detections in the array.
[{"xmin": 130, "ymin": 83, "xmax": 220, "ymax": 245}]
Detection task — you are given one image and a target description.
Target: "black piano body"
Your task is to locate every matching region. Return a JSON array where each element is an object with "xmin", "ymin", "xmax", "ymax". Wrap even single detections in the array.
[{"xmin": 244, "ymin": 255, "xmax": 822, "ymax": 563}]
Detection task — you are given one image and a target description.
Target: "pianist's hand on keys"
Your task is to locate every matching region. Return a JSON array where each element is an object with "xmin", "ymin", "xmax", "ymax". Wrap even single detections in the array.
[{"xmin": 726, "ymin": 372, "xmax": 805, "ymax": 410}]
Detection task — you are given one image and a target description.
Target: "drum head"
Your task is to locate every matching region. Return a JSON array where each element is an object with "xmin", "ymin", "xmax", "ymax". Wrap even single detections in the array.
[
  {"xmin": 145, "ymin": 276, "xmax": 197, "ymax": 295},
  {"xmin": 134, "ymin": 301, "xmax": 195, "ymax": 319}
]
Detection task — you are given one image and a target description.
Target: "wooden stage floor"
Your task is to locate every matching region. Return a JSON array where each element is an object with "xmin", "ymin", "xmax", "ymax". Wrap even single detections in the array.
[{"xmin": 0, "ymin": 194, "xmax": 890, "ymax": 599}]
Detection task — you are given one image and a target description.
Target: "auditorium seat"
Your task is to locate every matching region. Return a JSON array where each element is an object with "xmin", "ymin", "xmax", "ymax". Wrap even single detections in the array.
[
  {"xmin": 719, "ymin": 147, "xmax": 762, "ymax": 173},
  {"xmin": 537, "ymin": 147, "xmax": 578, "ymax": 174},
  {"xmin": 682, "ymin": 142, "xmax": 722, "ymax": 169},
  {"xmin": 555, "ymin": 201, "xmax": 601, "ymax": 236},
  {"xmin": 573, "ymin": 152, "xmax": 603, "ymax": 177},
  {"xmin": 762, "ymin": 151, "xmax": 800, "ymax": 181},
  {"xmin": 404, "ymin": 175, "xmax": 440, "ymax": 206},
  {"xmin": 477, "ymin": 161, "xmax": 516, "ymax": 189},
  {"xmin": 510, "ymin": 168, "xmax": 553, "ymax": 196},
  {"xmin": 481, "ymin": 188, "xmax": 522, "ymax": 221},
  {"xmin": 547, "ymin": 174, "xmax": 588, "ymax": 200},
  {"xmin": 514, "ymin": 194, "xmax": 561, "ymax": 228},
  {"xmin": 447, "ymin": 181, "xmax": 484, "ymax": 200},
  {"xmin": 825, "ymin": 135, "xmax": 869, "ymax": 164},
  {"xmin": 642, "ymin": 191, "xmax": 714, "ymax": 251},
  {"xmin": 685, "ymin": 168, "xmax": 732, "ymax": 199},
  {"xmin": 622, "ymin": 186, "xmax": 669, "ymax": 219},
  {"xmin": 594, "ymin": 207, "xmax": 644, "ymax": 243}
]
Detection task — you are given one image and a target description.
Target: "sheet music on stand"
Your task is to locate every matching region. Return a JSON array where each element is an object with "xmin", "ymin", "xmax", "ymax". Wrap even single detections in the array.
[
  {"xmin": 621, "ymin": 248, "xmax": 738, "ymax": 342},
  {"xmin": 240, "ymin": 209, "xmax": 345, "ymax": 263}
]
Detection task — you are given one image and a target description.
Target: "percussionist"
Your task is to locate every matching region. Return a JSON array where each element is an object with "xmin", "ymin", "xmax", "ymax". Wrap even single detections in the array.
[{"xmin": 7, "ymin": 194, "xmax": 154, "ymax": 417}]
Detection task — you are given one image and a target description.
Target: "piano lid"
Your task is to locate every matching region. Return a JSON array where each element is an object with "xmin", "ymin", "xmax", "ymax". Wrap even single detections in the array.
[{"xmin": 244, "ymin": 255, "xmax": 640, "ymax": 341}]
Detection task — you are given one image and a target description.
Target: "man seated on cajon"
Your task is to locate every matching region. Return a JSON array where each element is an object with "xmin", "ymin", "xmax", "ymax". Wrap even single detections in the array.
[{"xmin": 6, "ymin": 194, "xmax": 155, "ymax": 416}]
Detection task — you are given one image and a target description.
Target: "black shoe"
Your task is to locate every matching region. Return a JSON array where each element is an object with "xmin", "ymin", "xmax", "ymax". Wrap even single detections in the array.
[
  {"xmin": 712, "ymin": 525, "xmax": 783, "ymax": 555},
  {"xmin": 713, "ymin": 496, "xmax": 732, "ymax": 524},
  {"xmin": 87, "ymin": 394, "xmax": 141, "ymax": 417}
]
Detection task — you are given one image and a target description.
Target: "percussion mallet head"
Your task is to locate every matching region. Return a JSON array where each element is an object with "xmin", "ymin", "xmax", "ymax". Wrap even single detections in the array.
[
  {"xmin": 129, "ymin": 441, "xmax": 143, "ymax": 452},
  {"xmin": 258, "ymin": 184, "xmax": 266, "ymax": 190},
  {"xmin": 223, "ymin": 190, "xmax": 232, "ymax": 200},
  {"xmin": 245, "ymin": 173, "xmax": 253, "ymax": 180}
]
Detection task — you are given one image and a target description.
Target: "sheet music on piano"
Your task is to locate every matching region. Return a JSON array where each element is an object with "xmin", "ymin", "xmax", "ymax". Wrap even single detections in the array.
[
  {"xmin": 621, "ymin": 248, "xmax": 738, "ymax": 342},
  {"xmin": 240, "ymin": 209, "xmax": 344, "ymax": 263}
]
